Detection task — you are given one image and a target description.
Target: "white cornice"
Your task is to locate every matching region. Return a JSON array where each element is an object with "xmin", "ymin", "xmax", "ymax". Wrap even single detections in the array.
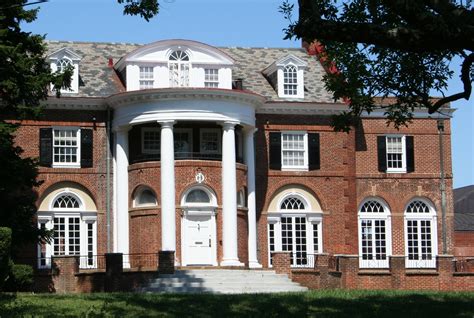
[
  {"xmin": 43, "ymin": 97, "xmax": 106, "ymax": 110},
  {"xmin": 106, "ymin": 88, "xmax": 265, "ymax": 109},
  {"xmin": 258, "ymin": 102, "xmax": 348, "ymax": 115}
]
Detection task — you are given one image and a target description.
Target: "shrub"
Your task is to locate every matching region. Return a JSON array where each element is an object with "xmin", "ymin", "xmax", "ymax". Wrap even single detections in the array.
[
  {"xmin": 0, "ymin": 227, "xmax": 12, "ymax": 289},
  {"xmin": 5, "ymin": 263, "xmax": 34, "ymax": 291}
]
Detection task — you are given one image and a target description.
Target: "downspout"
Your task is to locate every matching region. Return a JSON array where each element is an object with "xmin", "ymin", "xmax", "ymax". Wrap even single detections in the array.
[
  {"xmin": 437, "ymin": 119, "xmax": 448, "ymax": 254},
  {"xmin": 106, "ymin": 106, "xmax": 112, "ymax": 253}
]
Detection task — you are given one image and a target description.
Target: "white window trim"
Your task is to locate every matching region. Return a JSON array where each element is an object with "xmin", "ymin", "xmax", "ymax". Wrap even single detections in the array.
[
  {"xmin": 358, "ymin": 199, "xmax": 392, "ymax": 269},
  {"xmin": 200, "ymin": 128, "xmax": 222, "ymax": 154},
  {"xmin": 141, "ymin": 127, "xmax": 161, "ymax": 154},
  {"xmin": 385, "ymin": 134, "xmax": 407, "ymax": 173},
  {"xmin": 404, "ymin": 199, "xmax": 438, "ymax": 269},
  {"xmin": 267, "ymin": 207, "xmax": 323, "ymax": 268},
  {"xmin": 168, "ymin": 50, "xmax": 191, "ymax": 88},
  {"xmin": 52, "ymin": 127, "xmax": 81, "ymax": 168},
  {"xmin": 139, "ymin": 65, "xmax": 155, "ymax": 89},
  {"xmin": 133, "ymin": 186, "xmax": 158, "ymax": 208},
  {"xmin": 281, "ymin": 131, "xmax": 308, "ymax": 171},
  {"xmin": 204, "ymin": 68, "xmax": 220, "ymax": 88}
]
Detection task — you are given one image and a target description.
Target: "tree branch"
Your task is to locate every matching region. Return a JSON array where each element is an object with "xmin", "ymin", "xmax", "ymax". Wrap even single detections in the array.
[{"xmin": 430, "ymin": 53, "xmax": 474, "ymax": 112}]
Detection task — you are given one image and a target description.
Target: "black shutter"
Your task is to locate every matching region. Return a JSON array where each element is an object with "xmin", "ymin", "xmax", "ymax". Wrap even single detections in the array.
[
  {"xmin": 308, "ymin": 133, "xmax": 320, "ymax": 170},
  {"xmin": 80, "ymin": 129, "xmax": 93, "ymax": 168},
  {"xmin": 406, "ymin": 136, "xmax": 415, "ymax": 173},
  {"xmin": 39, "ymin": 128, "xmax": 53, "ymax": 167},
  {"xmin": 129, "ymin": 127, "xmax": 141, "ymax": 164},
  {"xmin": 269, "ymin": 132, "xmax": 281, "ymax": 170},
  {"xmin": 377, "ymin": 136, "xmax": 387, "ymax": 172}
]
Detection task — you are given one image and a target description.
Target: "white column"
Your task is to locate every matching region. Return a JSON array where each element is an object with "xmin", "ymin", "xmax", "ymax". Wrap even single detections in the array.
[
  {"xmin": 244, "ymin": 127, "xmax": 262, "ymax": 268},
  {"xmin": 114, "ymin": 126, "xmax": 130, "ymax": 266},
  {"xmin": 220, "ymin": 121, "xmax": 243, "ymax": 266},
  {"xmin": 159, "ymin": 120, "xmax": 176, "ymax": 252}
]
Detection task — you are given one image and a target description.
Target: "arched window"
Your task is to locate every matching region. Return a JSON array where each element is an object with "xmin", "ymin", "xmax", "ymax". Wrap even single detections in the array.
[
  {"xmin": 134, "ymin": 187, "xmax": 157, "ymax": 207},
  {"xmin": 283, "ymin": 65, "xmax": 298, "ymax": 96},
  {"xmin": 268, "ymin": 192, "xmax": 322, "ymax": 268},
  {"xmin": 169, "ymin": 50, "xmax": 190, "ymax": 87},
  {"xmin": 38, "ymin": 190, "xmax": 97, "ymax": 270},
  {"xmin": 358, "ymin": 199, "xmax": 392, "ymax": 268},
  {"xmin": 280, "ymin": 196, "xmax": 305, "ymax": 210},
  {"xmin": 57, "ymin": 58, "xmax": 72, "ymax": 73},
  {"xmin": 53, "ymin": 194, "xmax": 80, "ymax": 209},
  {"xmin": 185, "ymin": 189, "xmax": 210, "ymax": 204},
  {"xmin": 405, "ymin": 199, "xmax": 437, "ymax": 268}
]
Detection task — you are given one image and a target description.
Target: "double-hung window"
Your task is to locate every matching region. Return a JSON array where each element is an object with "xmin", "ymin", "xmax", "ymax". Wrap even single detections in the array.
[
  {"xmin": 200, "ymin": 128, "xmax": 221, "ymax": 157},
  {"xmin": 358, "ymin": 199, "xmax": 392, "ymax": 268},
  {"xmin": 378, "ymin": 135, "xmax": 414, "ymax": 173},
  {"xmin": 204, "ymin": 69, "xmax": 219, "ymax": 88},
  {"xmin": 282, "ymin": 132, "xmax": 308, "ymax": 170},
  {"xmin": 142, "ymin": 128, "xmax": 161, "ymax": 154},
  {"xmin": 139, "ymin": 66, "xmax": 154, "ymax": 89},
  {"xmin": 53, "ymin": 128, "xmax": 80, "ymax": 167}
]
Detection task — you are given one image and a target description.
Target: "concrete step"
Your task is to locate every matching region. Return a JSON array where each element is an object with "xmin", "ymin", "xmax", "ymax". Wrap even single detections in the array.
[{"xmin": 138, "ymin": 269, "xmax": 308, "ymax": 294}]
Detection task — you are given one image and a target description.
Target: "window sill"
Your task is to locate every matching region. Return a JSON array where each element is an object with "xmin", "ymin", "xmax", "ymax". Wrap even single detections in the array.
[
  {"xmin": 281, "ymin": 167, "xmax": 308, "ymax": 172},
  {"xmin": 52, "ymin": 164, "xmax": 81, "ymax": 169},
  {"xmin": 386, "ymin": 169, "xmax": 407, "ymax": 174},
  {"xmin": 358, "ymin": 269, "xmax": 391, "ymax": 275}
]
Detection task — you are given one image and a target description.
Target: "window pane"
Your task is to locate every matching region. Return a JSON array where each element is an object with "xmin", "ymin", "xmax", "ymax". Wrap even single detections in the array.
[
  {"xmin": 281, "ymin": 133, "xmax": 305, "ymax": 168},
  {"xmin": 186, "ymin": 189, "xmax": 210, "ymax": 203},
  {"xmin": 53, "ymin": 129, "xmax": 79, "ymax": 164}
]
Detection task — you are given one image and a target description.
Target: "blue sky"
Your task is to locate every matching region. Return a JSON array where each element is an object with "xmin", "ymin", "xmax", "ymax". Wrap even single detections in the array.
[{"xmin": 23, "ymin": 0, "xmax": 473, "ymax": 188}]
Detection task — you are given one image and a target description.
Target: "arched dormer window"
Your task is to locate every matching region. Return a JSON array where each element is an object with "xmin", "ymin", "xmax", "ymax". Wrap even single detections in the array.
[
  {"xmin": 133, "ymin": 186, "xmax": 158, "ymax": 207},
  {"xmin": 57, "ymin": 58, "xmax": 72, "ymax": 73},
  {"xmin": 404, "ymin": 199, "xmax": 437, "ymax": 268},
  {"xmin": 169, "ymin": 50, "xmax": 190, "ymax": 87},
  {"xmin": 358, "ymin": 198, "xmax": 392, "ymax": 269},
  {"xmin": 283, "ymin": 65, "xmax": 298, "ymax": 96}
]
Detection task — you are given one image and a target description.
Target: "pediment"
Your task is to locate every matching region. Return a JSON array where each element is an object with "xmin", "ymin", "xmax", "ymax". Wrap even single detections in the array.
[
  {"xmin": 48, "ymin": 47, "xmax": 82, "ymax": 61},
  {"xmin": 115, "ymin": 39, "xmax": 234, "ymax": 70}
]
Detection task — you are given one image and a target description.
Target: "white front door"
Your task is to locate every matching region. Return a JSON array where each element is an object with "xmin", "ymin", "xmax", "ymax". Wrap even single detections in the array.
[{"xmin": 183, "ymin": 214, "xmax": 216, "ymax": 266}]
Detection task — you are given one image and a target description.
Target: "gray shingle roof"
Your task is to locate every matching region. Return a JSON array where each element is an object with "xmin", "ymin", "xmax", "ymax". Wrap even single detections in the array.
[
  {"xmin": 454, "ymin": 185, "xmax": 474, "ymax": 231},
  {"xmin": 46, "ymin": 40, "xmax": 334, "ymax": 102}
]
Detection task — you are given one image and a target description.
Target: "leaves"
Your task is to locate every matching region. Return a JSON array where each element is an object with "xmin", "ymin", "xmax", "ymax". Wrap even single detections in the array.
[
  {"xmin": 282, "ymin": 0, "xmax": 474, "ymax": 131},
  {"xmin": 118, "ymin": 0, "xmax": 159, "ymax": 22}
]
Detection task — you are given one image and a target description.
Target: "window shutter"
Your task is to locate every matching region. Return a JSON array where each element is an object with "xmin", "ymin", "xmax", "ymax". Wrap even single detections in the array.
[
  {"xmin": 406, "ymin": 136, "xmax": 415, "ymax": 173},
  {"xmin": 269, "ymin": 132, "xmax": 281, "ymax": 170},
  {"xmin": 129, "ymin": 127, "xmax": 141, "ymax": 164},
  {"xmin": 308, "ymin": 133, "xmax": 320, "ymax": 170},
  {"xmin": 39, "ymin": 128, "xmax": 53, "ymax": 167},
  {"xmin": 80, "ymin": 129, "xmax": 93, "ymax": 168},
  {"xmin": 377, "ymin": 136, "xmax": 387, "ymax": 172}
]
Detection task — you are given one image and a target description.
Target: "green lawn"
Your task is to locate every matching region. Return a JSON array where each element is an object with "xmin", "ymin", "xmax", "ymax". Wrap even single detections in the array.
[{"xmin": 0, "ymin": 290, "xmax": 473, "ymax": 317}]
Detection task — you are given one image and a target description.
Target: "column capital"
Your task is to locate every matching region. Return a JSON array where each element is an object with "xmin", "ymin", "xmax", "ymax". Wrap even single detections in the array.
[
  {"xmin": 243, "ymin": 126, "xmax": 258, "ymax": 135},
  {"xmin": 221, "ymin": 121, "xmax": 239, "ymax": 130},
  {"xmin": 157, "ymin": 120, "xmax": 176, "ymax": 128}
]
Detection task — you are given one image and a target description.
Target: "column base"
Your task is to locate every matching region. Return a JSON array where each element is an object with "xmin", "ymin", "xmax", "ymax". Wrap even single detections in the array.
[
  {"xmin": 220, "ymin": 259, "xmax": 244, "ymax": 267},
  {"xmin": 248, "ymin": 261, "xmax": 263, "ymax": 269}
]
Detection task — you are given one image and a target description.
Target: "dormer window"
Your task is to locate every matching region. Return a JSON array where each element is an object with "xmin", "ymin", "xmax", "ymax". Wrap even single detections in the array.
[
  {"xmin": 263, "ymin": 54, "xmax": 307, "ymax": 99},
  {"xmin": 283, "ymin": 65, "xmax": 298, "ymax": 96},
  {"xmin": 48, "ymin": 48, "xmax": 81, "ymax": 94},
  {"xmin": 139, "ymin": 66, "xmax": 154, "ymax": 89},
  {"xmin": 169, "ymin": 50, "xmax": 190, "ymax": 87}
]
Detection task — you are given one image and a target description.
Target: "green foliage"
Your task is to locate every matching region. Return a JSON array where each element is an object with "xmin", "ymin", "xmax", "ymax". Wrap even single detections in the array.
[
  {"xmin": 4, "ymin": 263, "xmax": 34, "ymax": 291},
  {"xmin": 118, "ymin": 0, "xmax": 159, "ymax": 21},
  {"xmin": 282, "ymin": 0, "xmax": 474, "ymax": 131},
  {"xmin": 0, "ymin": 227, "xmax": 13, "ymax": 288}
]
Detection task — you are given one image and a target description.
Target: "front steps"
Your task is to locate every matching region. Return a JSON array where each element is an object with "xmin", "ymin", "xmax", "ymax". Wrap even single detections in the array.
[{"xmin": 138, "ymin": 269, "xmax": 308, "ymax": 294}]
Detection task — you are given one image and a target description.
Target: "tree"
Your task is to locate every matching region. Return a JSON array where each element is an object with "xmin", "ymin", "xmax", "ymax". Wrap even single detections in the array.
[
  {"xmin": 0, "ymin": 0, "xmax": 74, "ymax": 252},
  {"xmin": 281, "ymin": 0, "xmax": 474, "ymax": 131}
]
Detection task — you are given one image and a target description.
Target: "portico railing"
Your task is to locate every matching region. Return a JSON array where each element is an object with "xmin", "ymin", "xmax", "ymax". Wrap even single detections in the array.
[{"xmin": 130, "ymin": 152, "xmax": 243, "ymax": 164}]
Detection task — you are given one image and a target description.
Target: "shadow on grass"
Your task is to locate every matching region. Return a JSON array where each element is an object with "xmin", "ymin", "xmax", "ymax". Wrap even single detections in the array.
[{"xmin": 0, "ymin": 290, "xmax": 473, "ymax": 317}]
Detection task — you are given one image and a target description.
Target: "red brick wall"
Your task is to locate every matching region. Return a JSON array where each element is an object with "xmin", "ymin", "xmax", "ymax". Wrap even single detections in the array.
[{"xmin": 454, "ymin": 232, "xmax": 474, "ymax": 256}]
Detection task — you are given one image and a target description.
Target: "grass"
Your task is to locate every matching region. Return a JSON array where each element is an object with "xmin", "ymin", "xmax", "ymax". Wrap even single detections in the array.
[{"xmin": 0, "ymin": 290, "xmax": 473, "ymax": 317}]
